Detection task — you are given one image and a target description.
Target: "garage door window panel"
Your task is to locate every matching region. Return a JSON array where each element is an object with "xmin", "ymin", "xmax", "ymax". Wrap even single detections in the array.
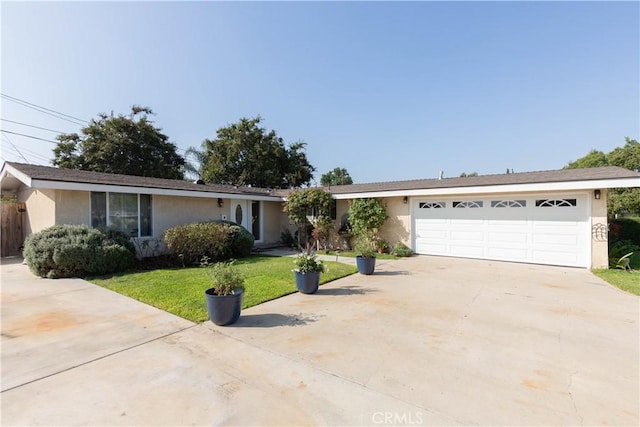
[
  {"xmin": 535, "ymin": 199, "xmax": 577, "ymax": 207},
  {"xmin": 453, "ymin": 201, "xmax": 483, "ymax": 208},
  {"xmin": 491, "ymin": 200, "xmax": 526, "ymax": 208}
]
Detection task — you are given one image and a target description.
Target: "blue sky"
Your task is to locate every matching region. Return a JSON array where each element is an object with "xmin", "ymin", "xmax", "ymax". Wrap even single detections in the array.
[{"xmin": 1, "ymin": 1, "xmax": 638, "ymax": 184}]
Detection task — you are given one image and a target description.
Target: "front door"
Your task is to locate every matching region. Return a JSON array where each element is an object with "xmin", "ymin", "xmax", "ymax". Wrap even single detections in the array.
[{"xmin": 231, "ymin": 200, "xmax": 249, "ymax": 230}]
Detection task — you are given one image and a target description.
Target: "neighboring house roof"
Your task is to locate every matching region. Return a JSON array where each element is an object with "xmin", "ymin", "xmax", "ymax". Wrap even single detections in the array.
[
  {"xmin": 2, "ymin": 162, "xmax": 638, "ymax": 201},
  {"xmin": 324, "ymin": 166, "xmax": 640, "ymax": 199},
  {"xmin": 0, "ymin": 162, "xmax": 282, "ymax": 201}
]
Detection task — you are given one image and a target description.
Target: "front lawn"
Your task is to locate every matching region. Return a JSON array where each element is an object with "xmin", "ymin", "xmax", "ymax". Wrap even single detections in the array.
[
  {"xmin": 89, "ymin": 255, "xmax": 357, "ymax": 322},
  {"xmin": 593, "ymin": 269, "xmax": 640, "ymax": 296}
]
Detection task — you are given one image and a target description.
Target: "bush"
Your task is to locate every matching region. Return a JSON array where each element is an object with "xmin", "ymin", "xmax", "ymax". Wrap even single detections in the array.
[
  {"xmin": 391, "ymin": 242, "xmax": 414, "ymax": 257},
  {"xmin": 163, "ymin": 220, "xmax": 254, "ymax": 265},
  {"xmin": 609, "ymin": 218, "xmax": 640, "ymax": 246},
  {"xmin": 23, "ymin": 224, "xmax": 136, "ymax": 278},
  {"xmin": 608, "ymin": 240, "xmax": 640, "ymax": 269}
]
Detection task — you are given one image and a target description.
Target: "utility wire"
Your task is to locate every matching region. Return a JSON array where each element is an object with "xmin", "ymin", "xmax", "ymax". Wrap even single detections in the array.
[
  {"xmin": 1, "ymin": 137, "xmax": 52, "ymax": 163},
  {"xmin": 0, "ymin": 93, "xmax": 87, "ymax": 126},
  {"xmin": 0, "ymin": 118, "xmax": 66, "ymax": 134},
  {"xmin": 0, "ymin": 129, "xmax": 58, "ymax": 144},
  {"xmin": 1, "ymin": 134, "xmax": 30, "ymax": 163}
]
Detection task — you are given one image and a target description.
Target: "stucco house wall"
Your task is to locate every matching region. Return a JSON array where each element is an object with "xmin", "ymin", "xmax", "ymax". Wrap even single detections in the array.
[
  {"xmin": 262, "ymin": 201, "xmax": 286, "ymax": 245},
  {"xmin": 591, "ymin": 190, "xmax": 609, "ymax": 269},
  {"xmin": 153, "ymin": 195, "xmax": 222, "ymax": 239},
  {"xmin": 17, "ymin": 188, "xmax": 55, "ymax": 236},
  {"xmin": 379, "ymin": 196, "xmax": 411, "ymax": 246}
]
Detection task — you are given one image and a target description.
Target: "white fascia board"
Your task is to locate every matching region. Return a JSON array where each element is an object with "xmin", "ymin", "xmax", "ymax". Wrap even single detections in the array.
[
  {"xmin": 331, "ymin": 177, "xmax": 640, "ymax": 199},
  {"xmin": 31, "ymin": 179, "xmax": 282, "ymax": 202},
  {"xmin": 0, "ymin": 164, "xmax": 32, "ymax": 186}
]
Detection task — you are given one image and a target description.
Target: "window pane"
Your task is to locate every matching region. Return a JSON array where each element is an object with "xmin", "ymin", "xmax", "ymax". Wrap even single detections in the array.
[
  {"xmin": 91, "ymin": 192, "xmax": 106, "ymax": 228},
  {"xmin": 140, "ymin": 194, "xmax": 152, "ymax": 237},
  {"xmin": 109, "ymin": 193, "xmax": 138, "ymax": 236}
]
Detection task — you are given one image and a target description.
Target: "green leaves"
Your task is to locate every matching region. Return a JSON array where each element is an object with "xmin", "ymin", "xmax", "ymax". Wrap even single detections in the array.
[
  {"xmin": 52, "ymin": 106, "xmax": 185, "ymax": 179},
  {"xmin": 347, "ymin": 198, "xmax": 388, "ymax": 237},
  {"xmin": 199, "ymin": 116, "xmax": 315, "ymax": 188},
  {"xmin": 565, "ymin": 138, "xmax": 640, "ymax": 216},
  {"xmin": 284, "ymin": 188, "xmax": 334, "ymax": 226},
  {"xmin": 320, "ymin": 167, "xmax": 353, "ymax": 186}
]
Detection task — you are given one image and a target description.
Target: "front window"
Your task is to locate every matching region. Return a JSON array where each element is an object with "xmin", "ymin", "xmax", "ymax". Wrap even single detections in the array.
[{"xmin": 91, "ymin": 192, "xmax": 152, "ymax": 237}]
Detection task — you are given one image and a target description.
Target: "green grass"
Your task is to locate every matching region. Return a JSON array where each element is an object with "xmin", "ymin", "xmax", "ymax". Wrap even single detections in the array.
[
  {"xmin": 593, "ymin": 269, "xmax": 640, "ymax": 296},
  {"xmin": 89, "ymin": 255, "xmax": 357, "ymax": 322}
]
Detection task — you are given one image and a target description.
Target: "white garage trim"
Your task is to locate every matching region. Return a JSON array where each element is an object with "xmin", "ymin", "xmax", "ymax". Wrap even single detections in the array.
[{"xmin": 411, "ymin": 192, "xmax": 591, "ymax": 268}]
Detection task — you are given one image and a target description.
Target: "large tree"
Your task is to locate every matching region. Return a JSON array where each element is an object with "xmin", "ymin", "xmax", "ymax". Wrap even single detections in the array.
[
  {"xmin": 53, "ymin": 106, "xmax": 185, "ymax": 179},
  {"xmin": 198, "ymin": 116, "xmax": 315, "ymax": 188},
  {"xmin": 321, "ymin": 167, "xmax": 353, "ymax": 186},
  {"xmin": 565, "ymin": 137, "xmax": 640, "ymax": 216}
]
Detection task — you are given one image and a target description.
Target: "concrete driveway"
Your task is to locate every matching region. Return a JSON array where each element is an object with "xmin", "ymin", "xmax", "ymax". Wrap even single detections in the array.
[{"xmin": 1, "ymin": 255, "xmax": 638, "ymax": 426}]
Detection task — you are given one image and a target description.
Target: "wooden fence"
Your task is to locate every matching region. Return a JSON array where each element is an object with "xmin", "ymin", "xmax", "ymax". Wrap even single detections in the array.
[{"xmin": 1, "ymin": 202, "xmax": 25, "ymax": 257}]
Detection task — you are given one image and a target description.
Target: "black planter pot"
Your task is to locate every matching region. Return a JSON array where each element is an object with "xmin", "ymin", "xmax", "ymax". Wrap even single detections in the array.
[
  {"xmin": 356, "ymin": 256, "xmax": 376, "ymax": 275},
  {"xmin": 294, "ymin": 271, "xmax": 321, "ymax": 294},
  {"xmin": 204, "ymin": 288, "xmax": 244, "ymax": 326}
]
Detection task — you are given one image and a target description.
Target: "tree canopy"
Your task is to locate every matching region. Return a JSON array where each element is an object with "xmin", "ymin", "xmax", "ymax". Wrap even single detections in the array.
[
  {"xmin": 565, "ymin": 137, "xmax": 640, "ymax": 215},
  {"xmin": 321, "ymin": 167, "xmax": 353, "ymax": 186},
  {"xmin": 52, "ymin": 106, "xmax": 185, "ymax": 179},
  {"xmin": 196, "ymin": 116, "xmax": 315, "ymax": 189}
]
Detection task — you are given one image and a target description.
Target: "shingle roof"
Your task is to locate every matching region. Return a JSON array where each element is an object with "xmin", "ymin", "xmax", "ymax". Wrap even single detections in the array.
[
  {"xmin": 4, "ymin": 162, "xmax": 278, "ymax": 197},
  {"xmin": 323, "ymin": 166, "xmax": 640, "ymax": 194},
  {"xmin": 4, "ymin": 162, "xmax": 638, "ymax": 198}
]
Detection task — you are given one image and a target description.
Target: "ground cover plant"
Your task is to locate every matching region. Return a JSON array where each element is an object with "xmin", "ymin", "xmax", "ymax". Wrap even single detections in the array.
[{"xmin": 90, "ymin": 255, "xmax": 357, "ymax": 322}]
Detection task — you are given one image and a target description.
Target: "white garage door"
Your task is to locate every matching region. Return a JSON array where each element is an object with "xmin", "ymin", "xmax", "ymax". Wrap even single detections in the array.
[{"xmin": 413, "ymin": 194, "xmax": 590, "ymax": 267}]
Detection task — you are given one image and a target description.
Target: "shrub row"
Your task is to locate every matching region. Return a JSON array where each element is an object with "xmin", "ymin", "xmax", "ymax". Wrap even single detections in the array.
[
  {"xmin": 163, "ymin": 220, "xmax": 254, "ymax": 265},
  {"xmin": 23, "ymin": 225, "xmax": 136, "ymax": 278}
]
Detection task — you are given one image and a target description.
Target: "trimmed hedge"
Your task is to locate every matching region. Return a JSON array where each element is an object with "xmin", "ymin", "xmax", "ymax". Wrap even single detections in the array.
[
  {"xmin": 23, "ymin": 225, "xmax": 136, "ymax": 278},
  {"xmin": 163, "ymin": 220, "xmax": 254, "ymax": 264}
]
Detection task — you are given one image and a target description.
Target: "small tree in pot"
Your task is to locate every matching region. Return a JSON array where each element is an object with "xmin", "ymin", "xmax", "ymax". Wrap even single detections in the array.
[
  {"xmin": 293, "ymin": 248, "xmax": 326, "ymax": 294},
  {"xmin": 348, "ymin": 198, "xmax": 388, "ymax": 275},
  {"xmin": 203, "ymin": 259, "xmax": 245, "ymax": 326}
]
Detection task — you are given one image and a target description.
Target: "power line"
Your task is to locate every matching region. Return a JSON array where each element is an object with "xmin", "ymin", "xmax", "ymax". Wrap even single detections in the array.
[
  {"xmin": 0, "ymin": 129, "xmax": 59, "ymax": 144},
  {"xmin": 1, "ymin": 134, "xmax": 29, "ymax": 163},
  {"xmin": 1, "ymin": 118, "xmax": 66, "ymax": 134},
  {"xmin": 0, "ymin": 93, "xmax": 87, "ymax": 126},
  {"xmin": 1, "ymin": 137, "xmax": 52, "ymax": 162}
]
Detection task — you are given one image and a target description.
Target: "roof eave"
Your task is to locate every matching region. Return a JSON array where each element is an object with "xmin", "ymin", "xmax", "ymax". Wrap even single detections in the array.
[
  {"xmin": 331, "ymin": 177, "xmax": 640, "ymax": 199},
  {"xmin": 30, "ymin": 179, "xmax": 284, "ymax": 201}
]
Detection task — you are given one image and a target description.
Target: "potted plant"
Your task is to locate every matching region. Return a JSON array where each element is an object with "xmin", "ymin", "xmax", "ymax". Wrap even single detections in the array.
[
  {"xmin": 293, "ymin": 251, "xmax": 326, "ymax": 294},
  {"xmin": 203, "ymin": 259, "xmax": 245, "ymax": 326},
  {"xmin": 348, "ymin": 198, "xmax": 388, "ymax": 275},
  {"xmin": 354, "ymin": 233, "xmax": 377, "ymax": 275}
]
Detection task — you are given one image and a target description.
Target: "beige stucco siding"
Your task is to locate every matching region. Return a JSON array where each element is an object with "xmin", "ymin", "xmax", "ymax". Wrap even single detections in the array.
[
  {"xmin": 261, "ymin": 201, "xmax": 286, "ymax": 245},
  {"xmin": 17, "ymin": 188, "xmax": 56, "ymax": 236},
  {"xmin": 153, "ymin": 195, "xmax": 223, "ymax": 238},
  {"xmin": 591, "ymin": 190, "xmax": 609, "ymax": 269},
  {"xmin": 378, "ymin": 197, "xmax": 411, "ymax": 246},
  {"xmin": 55, "ymin": 190, "xmax": 90, "ymax": 226}
]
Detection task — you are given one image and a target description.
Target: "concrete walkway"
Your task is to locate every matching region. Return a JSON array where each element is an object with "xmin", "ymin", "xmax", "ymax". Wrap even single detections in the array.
[{"xmin": 1, "ymin": 255, "xmax": 638, "ymax": 426}]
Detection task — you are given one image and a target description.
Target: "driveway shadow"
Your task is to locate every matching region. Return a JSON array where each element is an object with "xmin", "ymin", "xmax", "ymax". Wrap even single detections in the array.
[
  {"xmin": 315, "ymin": 286, "xmax": 375, "ymax": 296},
  {"xmin": 229, "ymin": 313, "xmax": 322, "ymax": 328},
  {"xmin": 368, "ymin": 270, "xmax": 411, "ymax": 276}
]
